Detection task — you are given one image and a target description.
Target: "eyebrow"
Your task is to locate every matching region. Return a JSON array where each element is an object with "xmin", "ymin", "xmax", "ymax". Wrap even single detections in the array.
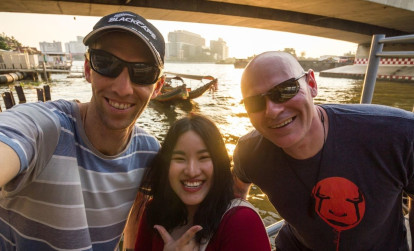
[{"xmin": 172, "ymin": 149, "xmax": 209, "ymax": 155}]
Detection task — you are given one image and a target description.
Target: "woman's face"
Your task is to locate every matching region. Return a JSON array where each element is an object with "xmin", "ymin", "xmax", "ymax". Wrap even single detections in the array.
[{"xmin": 168, "ymin": 130, "xmax": 214, "ymax": 213}]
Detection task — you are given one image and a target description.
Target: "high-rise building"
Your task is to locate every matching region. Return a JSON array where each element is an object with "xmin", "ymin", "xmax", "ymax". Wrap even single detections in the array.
[
  {"xmin": 65, "ymin": 36, "xmax": 86, "ymax": 54},
  {"xmin": 210, "ymin": 38, "xmax": 229, "ymax": 60},
  {"xmin": 166, "ymin": 30, "xmax": 206, "ymax": 61},
  {"xmin": 65, "ymin": 36, "xmax": 87, "ymax": 60}
]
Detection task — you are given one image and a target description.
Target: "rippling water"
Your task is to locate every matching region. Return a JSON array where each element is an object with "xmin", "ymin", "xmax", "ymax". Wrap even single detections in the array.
[{"xmin": 1, "ymin": 61, "xmax": 413, "ymax": 228}]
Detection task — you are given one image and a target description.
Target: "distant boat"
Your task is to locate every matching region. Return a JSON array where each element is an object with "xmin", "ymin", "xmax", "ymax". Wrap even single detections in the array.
[
  {"xmin": 154, "ymin": 82, "xmax": 189, "ymax": 102},
  {"xmin": 234, "ymin": 59, "xmax": 249, "ymax": 69},
  {"xmin": 153, "ymin": 72, "xmax": 218, "ymax": 102}
]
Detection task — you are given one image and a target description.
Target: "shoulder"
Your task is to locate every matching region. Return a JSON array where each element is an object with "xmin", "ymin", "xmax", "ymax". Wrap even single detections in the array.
[
  {"xmin": 237, "ymin": 129, "xmax": 263, "ymax": 145},
  {"xmin": 222, "ymin": 202, "xmax": 263, "ymax": 229},
  {"xmin": 209, "ymin": 201, "xmax": 271, "ymax": 250},
  {"xmin": 131, "ymin": 125, "xmax": 161, "ymax": 151},
  {"xmin": 236, "ymin": 129, "xmax": 276, "ymax": 151},
  {"xmin": 322, "ymin": 104, "xmax": 414, "ymax": 135},
  {"xmin": 44, "ymin": 99, "xmax": 76, "ymax": 111},
  {"xmin": 322, "ymin": 104, "xmax": 414, "ymax": 121},
  {"xmin": 233, "ymin": 130, "xmax": 280, "ymax": 181}
]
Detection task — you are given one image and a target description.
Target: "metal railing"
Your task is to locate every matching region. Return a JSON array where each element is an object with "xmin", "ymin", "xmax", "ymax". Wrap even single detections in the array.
[
  {"xmin": 360, "ymin": 34, "xmax": 414, "ymax": 105},
  {"xmin": 266, "ymin": 219, "xmax": 284, "ymax": 237}
]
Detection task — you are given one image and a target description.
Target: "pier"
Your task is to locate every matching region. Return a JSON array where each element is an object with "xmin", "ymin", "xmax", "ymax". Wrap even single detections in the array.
[{"xmin": 0, "ymin": 65, "xmax": 84, "ymax": 84}]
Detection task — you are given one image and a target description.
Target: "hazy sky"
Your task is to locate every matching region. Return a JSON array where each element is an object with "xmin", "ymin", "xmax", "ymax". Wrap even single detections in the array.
[{"xmin": 0, "ymin": 12, "xmax": 357, "ymax": 58}]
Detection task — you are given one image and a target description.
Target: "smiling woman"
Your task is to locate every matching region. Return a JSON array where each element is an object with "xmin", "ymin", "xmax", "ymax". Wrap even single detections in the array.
[{"xmin": 129, "ymin": 113, "xmax": 272, "ymax": 251}]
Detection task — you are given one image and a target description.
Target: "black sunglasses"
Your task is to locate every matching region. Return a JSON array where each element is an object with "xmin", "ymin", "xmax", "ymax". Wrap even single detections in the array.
[
  {"xmin": 242, "ymin": 73, "xmax": 306, "ymax": 113},
  {"xmin": 86, "ymin": 49, "xmax": 162, "ymax": 85}
]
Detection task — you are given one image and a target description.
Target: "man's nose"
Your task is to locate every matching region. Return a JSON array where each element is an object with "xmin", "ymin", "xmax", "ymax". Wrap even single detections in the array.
[
  {"xmin": 112, "ymin": 67, "xmax": 134, "ymax": 96},
  {"xmin": 264, "ymin": 96, "xmax": 284, "ymax": 117}
]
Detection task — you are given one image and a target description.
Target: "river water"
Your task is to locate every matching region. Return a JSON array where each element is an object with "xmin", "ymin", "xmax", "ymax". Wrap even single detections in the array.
[{"xmin": 1, "ymin": 61, "xmax": 414, "ymax": 229}]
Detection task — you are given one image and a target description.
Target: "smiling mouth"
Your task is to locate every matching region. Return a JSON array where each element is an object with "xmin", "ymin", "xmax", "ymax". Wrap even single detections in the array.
[
  {"xmin": 183, "ymin": 181, "xmax": 203, "ymax": 188},
  {"xmin": 107, "ymin": 99, "xmax": 132, "ymax": 110},
  {"xmin": 270, "ymin": 117, "xmax": 295, "ymax": 129}
]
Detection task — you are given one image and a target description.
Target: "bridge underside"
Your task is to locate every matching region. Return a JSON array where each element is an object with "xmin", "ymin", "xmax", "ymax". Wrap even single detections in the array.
[{"xmin": 1, "ymin": 0, "xmax": 413, "ymax": 44}]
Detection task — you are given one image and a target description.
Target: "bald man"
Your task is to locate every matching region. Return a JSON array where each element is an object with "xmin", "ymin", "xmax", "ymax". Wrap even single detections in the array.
[{"xmin": 233, "ymin": 51, "xmax": 414, "ymax": 250}]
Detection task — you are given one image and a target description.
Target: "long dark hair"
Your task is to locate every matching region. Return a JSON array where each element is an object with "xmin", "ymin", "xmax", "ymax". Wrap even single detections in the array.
[{"xmin": 138, "ymin": 113, "xmax": 234, "ymax": 243}]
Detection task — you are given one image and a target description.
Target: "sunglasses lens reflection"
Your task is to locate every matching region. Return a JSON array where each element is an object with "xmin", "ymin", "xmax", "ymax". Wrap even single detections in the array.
[
  {"xmin": 243, "ymin": 79, "xmax": 300, "ymax": 113},
  {"xmin": 89, "ymin": 49, "xmax": 160, "ymax": 85}
]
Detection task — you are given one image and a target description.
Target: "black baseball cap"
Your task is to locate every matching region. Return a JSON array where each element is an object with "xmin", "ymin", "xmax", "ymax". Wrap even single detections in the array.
[{"xmin": 83, "ymin": 11, "xmax": 165, "ymax": 67}]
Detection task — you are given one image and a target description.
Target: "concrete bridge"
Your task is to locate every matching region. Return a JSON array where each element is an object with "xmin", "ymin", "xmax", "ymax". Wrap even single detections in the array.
[{"xmin": 1, "ymin": 0, "xmax": 413, "ymax": 45}]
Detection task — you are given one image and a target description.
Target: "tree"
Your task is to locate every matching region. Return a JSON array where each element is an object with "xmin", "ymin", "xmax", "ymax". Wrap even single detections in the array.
[
  {"xmin": 0, "ymin": 33, "xmax": 23, "ymax": 51},
  {"xmin": 0, "ymin": 35, "xmax": 10, "ymax": 50},
  {"xmin": 282, "ymin": 48, "xmax": 297, "ymax": 58},
  {"xmin": 343, "ymin": 51, "xmax": 355, "ymax": 57}
]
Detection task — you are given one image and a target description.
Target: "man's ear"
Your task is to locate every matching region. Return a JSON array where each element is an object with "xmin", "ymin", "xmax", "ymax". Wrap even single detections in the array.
[
  {"xmin": 151, "ymin": 75, "xmax": 165, "ymax": 99},
  {"xmin": 84, "ymin": 59, "xmax": 91, "ymax": 83},
  {"xmin": 306, "ymin": 69, "xmax": 318, "ymax": 97}
]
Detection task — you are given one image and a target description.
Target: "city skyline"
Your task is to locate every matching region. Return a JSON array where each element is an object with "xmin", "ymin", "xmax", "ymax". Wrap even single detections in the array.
[
  {"xmin": 36, "ymin": 30, "xmax": 228, "ymax": 62},
  {"xmin": 0, "ymin": 12, "xmax": 358, "ymax": 59}
]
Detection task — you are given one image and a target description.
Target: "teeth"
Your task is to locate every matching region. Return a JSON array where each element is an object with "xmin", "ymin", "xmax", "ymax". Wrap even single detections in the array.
[
  {"xmin": 183, "ymin": 181, "xmax": 202, "ymax": 188},
  {"xmin": 108, "ymin": 100, "xmax": 132, "ymax": 110},
  {"xmin": 271, "ymin": 118, "xmax": 293, "ymax": 128}
]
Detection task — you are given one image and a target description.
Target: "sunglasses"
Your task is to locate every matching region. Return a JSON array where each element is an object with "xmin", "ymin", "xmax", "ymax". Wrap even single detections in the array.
[
  {"xmin": 86, "ymin": 49, "xmax": 162, "ymax": 85},
  {"xmin": 242, "ymin": 73, "xmax": 306, "ymax": 113}
]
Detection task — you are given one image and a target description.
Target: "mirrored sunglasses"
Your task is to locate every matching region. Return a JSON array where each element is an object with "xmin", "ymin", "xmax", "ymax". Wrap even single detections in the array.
[
  {"xmin": 242, "ymin": 73, "xmax": 306, "ymax": 113},
  {"xmin": 87, "ymin": 49, "xmax": 162, "ymax": 85}
]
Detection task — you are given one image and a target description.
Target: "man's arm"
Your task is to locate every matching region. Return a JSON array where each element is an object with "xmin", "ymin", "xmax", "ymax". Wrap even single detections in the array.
[
  {"xmin": 233, "ymin": 174, "xmax": 252, "ymax": 200},
  {"xmin": 0, "ymin": 142, "xmax": 20, "ymax": 187}
]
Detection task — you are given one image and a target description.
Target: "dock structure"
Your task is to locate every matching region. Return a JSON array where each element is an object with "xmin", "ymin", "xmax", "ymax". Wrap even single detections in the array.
[
  {"xmin": 0, "ymin": 66, "xmax": 84, "ymax": 84},
  {"xmin": 0, "ymin": 51, "xmax": 84, "ymax": 84}
]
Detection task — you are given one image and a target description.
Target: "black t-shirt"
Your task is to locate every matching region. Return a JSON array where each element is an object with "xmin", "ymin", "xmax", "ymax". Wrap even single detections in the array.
[{"xmin": 233, "ymin": 104, "xmax": 414, "ymax": 251}]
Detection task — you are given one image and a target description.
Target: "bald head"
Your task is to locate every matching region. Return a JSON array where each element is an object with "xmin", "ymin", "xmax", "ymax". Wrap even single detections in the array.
[{"xmin": 241, "ymin": 51, "xmax": 304, "ymax": 97}]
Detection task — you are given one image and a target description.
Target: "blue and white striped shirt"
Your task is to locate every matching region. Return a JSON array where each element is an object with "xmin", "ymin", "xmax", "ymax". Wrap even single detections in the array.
[{"xmin": 0, "ymin": 100, "xmax": 159, "ymax": 250}]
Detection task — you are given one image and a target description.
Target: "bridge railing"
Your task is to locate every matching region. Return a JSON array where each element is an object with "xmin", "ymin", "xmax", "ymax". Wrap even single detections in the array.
[{"xmin": 360, "ymin": 34, "xmax": 414, "ymax": 106}]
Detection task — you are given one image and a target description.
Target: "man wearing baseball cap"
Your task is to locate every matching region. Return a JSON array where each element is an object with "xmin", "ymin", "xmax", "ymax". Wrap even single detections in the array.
[{"xmin": 0, "ymin": 11, "xmax": 164, "ymax": 250}]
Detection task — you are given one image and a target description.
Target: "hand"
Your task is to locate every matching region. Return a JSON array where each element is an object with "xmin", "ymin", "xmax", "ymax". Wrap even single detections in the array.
[{"xmin": 154, "ymin": 224, "xmax": 203, "ymax": 251}]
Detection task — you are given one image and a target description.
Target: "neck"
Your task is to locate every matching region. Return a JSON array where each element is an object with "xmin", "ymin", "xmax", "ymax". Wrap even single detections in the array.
[
  {"xmin": 283, "ymin": 106, "xmax": 327, "ymax": 159},
  {"xmin": 79, "ymin": 103, "xmax": 133, "ymax": 156},
  {"xmin": 187, "ymin": 205, "xmax": 198, "ymax": 220}
]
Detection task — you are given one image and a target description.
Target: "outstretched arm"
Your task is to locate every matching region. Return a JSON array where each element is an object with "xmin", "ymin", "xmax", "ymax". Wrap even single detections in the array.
[{"xmin": 0, "ymin": 142, "xmax": 20, "ymax": 187}]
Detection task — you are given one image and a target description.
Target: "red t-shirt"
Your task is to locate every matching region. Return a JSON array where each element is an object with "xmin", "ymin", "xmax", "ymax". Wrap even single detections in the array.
[{"xmin": 135, "ymin": 206, "xmax": 271, "ymax": 250}]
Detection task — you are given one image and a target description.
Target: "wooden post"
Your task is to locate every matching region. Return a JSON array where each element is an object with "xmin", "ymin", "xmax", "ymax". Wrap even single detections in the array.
[
  {"xmin": 36, "ymin": 88, "xmax": 45, "ymax": 102},
  {"xmin": 2, "ymin": 92, "xmax": 15, "ymax": 109},
  {"xmin": 42, "ymin": 62, "xmax": 48, "ymax": 82},
  {"xmin": 43, "ymin": 85, "xmax": 51, "ymax": 101},
  {"xmin": 14, "ymin": 85, "xmax": 26, "ymax": 103}
]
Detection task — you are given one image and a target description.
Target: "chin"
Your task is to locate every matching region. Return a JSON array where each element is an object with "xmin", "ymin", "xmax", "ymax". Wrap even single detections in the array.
[{"xmin": 269, "ymin": 136, "xmax": 300, "ymax": 149}]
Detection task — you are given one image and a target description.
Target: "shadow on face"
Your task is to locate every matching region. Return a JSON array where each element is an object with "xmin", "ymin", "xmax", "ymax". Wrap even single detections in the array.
[{"xmin": 90, "ymin": 31, "xmax": 155, "ymax": 64}]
